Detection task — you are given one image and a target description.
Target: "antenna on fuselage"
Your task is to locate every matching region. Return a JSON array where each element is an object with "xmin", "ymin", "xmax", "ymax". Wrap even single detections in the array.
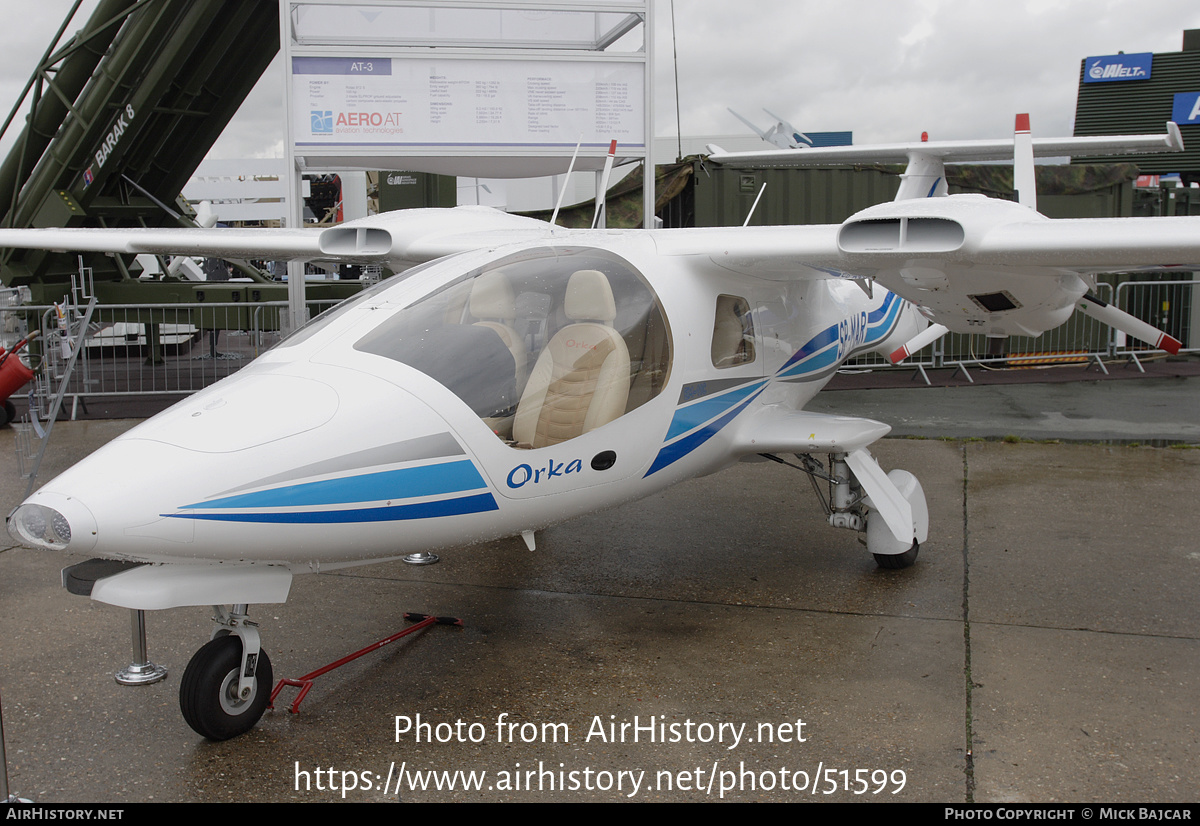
[
  {"xmin": 550, "ymin": 139, "xmax": 582, "ymax": 228},
  {"xmin": 743, "ymin": 181, "xmax": 767, "ymax": 226},
  {"xmin": 591, "ymin": 140, "xmax": 618, "ymax": 229}
]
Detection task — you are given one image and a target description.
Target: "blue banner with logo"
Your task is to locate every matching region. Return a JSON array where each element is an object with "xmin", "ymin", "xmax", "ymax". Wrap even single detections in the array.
[
  {"xmin": 1172, "ymin": 93, "xmax": 1200, "ymax": 125},
  {"xmin": 805, "ymin": 131, "xmax": 853, "ymax": 148},
  {"xmin": 1083, "ymin": 53, "xmax": 1152, "ymax": 83}
]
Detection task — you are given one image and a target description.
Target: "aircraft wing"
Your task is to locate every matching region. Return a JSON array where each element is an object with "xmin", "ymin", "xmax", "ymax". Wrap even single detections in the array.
[
  {"xmin": 3, "ymin": 198, "xmax": 1197, "ymax": 342},
  {"xmin": 663, "ymin": 215, "xmax": 1200, "ymax": 274},
  {"xmin": 654, "ymin": 198, "xmax": 1200, "ymax": 341},
  {"xmin": 961, "ymin": 215, "xmax": 1200, "ymax": 269},
  {"xmin": 650, "ymin": 224, "xmax": 848, "ymax": 277},
  {"xmin": 0, "ymin": 206, "xmax": 556, "ymax": 267},
  {"xmin": 650, "ymin": 222, "xmax": 1200, "ymax": 303},
  {"xmin": 0, "ymin": 226, "xmax": 329, "ymax": 261}
]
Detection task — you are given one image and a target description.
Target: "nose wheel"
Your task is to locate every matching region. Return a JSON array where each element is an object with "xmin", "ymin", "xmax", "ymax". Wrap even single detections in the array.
[
  {"xmin": 874, "ymin": 540, "xmax": 919, "ymax": 569},
  {"xmin": 179, "ymin": 634, "xmax": 273, "ymax": 741}
]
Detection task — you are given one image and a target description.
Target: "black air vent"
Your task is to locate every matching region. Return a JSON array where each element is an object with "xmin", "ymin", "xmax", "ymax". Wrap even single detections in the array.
[{"xmin": 970, "ymin": 291, "xmax": 1020, "ymax": 312}]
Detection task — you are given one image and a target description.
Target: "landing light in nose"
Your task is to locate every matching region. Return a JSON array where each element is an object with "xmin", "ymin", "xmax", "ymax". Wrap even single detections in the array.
[
  {"xmin": 8, "ymin": 503, "xmax": 72, "ymax": 550},
  {"xmin": 8, "ymin": 493, "xmax": 98, "ymax": 553}
]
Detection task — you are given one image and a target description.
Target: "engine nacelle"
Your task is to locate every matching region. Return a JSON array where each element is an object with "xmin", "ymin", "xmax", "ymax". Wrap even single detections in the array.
[{"xmin": 837, "ymin": 196, "xmax": 1086, "ymax": 338}]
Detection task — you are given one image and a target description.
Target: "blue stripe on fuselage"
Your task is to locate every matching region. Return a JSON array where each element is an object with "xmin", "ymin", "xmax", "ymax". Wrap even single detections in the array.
[
  {"xmin": 180, "ymin": 459, "xmax": 486, "ymax": 511},
  {"xmin": 664, "ymin": 380, "xmax": 767, "ymax": 442},
  {"xmin": 778, "ymin": 323, "xmax": 838, "ymax": 374},
  {"xmin": 863, "ymin": 292, "xmax": 902, "ymax": 345},
  {"xmin": 646, "ymin": 385, "xmax": 766, "ymax": 477},
  {"xmin": 167, "ymin": 492, "xmax": 500, "ymax": 524}
]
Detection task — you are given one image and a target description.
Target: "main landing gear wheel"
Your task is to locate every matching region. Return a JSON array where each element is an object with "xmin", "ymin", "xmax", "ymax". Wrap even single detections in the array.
[
  {"xmin": 874, "ymin": 541, "xmax": 919, "ymax": 570},
  {"xmin": 179, "ymin": 635, "xmax": 272, "ymax": 740}
]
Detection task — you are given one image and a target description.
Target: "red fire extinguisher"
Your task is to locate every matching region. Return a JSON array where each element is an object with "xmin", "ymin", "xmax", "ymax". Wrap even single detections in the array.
[{"xmin": 0, "ymin": 330, "xmax": 39, "ymax": 426}]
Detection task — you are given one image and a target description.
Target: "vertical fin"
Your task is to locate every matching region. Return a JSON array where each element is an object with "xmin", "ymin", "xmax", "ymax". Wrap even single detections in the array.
[
  {"xmin": 763, "ymin": 108, "xmax": 812, "ymax": 147},
  {"xmin": 895, "ymin": 151, "xmax": 946, "ymax": 200},
  {"xmin": 1013, "ymin": 113, "xmax": 1037, "ymax": 210}
]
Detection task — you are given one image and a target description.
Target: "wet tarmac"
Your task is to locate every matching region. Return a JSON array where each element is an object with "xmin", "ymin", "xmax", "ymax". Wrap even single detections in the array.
[{"xmin": 0, "ymin": 368, "xmax": 1197, "ymax": 803}]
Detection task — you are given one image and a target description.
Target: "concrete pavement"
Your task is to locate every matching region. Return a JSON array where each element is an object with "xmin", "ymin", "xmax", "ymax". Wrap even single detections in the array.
[{"xmin": 0, "ymin": 378, "xmax": 1196, "ymax": 803}]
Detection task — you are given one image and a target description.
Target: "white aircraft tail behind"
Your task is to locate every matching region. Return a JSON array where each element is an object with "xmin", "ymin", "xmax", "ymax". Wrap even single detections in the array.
[{"xmin": 727, "ymin": 107, "xmax": 813, "ymax": 149}]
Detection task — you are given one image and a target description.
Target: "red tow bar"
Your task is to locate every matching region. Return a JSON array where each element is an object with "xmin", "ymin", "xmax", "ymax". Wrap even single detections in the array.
[{"xmin": 268, "ymin": 612, "xmax": 462, "ymax": 714}]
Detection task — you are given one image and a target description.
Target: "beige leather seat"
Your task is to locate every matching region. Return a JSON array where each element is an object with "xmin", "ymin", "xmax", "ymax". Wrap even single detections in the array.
[
  {"xmin": 469, "ymin": 270, "xmax": 527, "ymax": 386},
  {"xmin": 513, "ymin": 269, "xmax": 630, "ymax": 448}
]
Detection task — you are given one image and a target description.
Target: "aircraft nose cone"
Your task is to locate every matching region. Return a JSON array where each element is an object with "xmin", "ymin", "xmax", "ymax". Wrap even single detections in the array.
[{"xmin": 8, "ymin": 366, "xmax": 467, "ymax": 564}]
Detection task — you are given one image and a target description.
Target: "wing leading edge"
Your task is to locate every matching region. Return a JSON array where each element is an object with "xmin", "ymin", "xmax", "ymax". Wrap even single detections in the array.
[{"xmin": 0, "ymin": 206, "xmax": 556, "ymax": 269}]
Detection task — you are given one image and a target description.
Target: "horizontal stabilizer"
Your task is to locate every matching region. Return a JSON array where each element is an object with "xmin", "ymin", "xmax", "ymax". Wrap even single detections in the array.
[{"xmin": 707, "ymin": 123, "xmax": 1183, "ymax": 167}]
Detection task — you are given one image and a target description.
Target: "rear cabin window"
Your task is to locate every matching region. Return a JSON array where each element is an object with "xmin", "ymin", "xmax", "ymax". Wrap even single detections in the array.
[{"xmin": 711, "ymin": 295, "xmax": 755, "ymax": 368}]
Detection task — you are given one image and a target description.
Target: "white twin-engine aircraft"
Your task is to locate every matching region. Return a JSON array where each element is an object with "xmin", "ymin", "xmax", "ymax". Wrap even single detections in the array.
[{"xmin": 3, "ymin": 117, "xmax": 1196, "ymax": 740}]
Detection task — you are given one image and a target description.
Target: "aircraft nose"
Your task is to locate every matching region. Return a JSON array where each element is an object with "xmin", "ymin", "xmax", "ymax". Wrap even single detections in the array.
[
  {"xmin": 7, "ymin": 366, "xmax": 471, "ymax": 563},
  {"xmin": 8, "ymin": 491, "xmax": 99, "ymax": 553}
]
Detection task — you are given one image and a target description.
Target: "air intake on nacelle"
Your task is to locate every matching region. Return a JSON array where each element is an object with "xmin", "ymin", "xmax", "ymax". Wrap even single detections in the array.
[
  {"xmin": 318, "ymin": 226, "xmax": 392, "ymax": 257},
  {"xmin": 838, "ymin": 217, "xmax": 964, "ymax": 253}
]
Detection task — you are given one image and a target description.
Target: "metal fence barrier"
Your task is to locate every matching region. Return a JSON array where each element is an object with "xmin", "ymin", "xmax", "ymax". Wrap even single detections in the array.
[
  {"xmin": 2, "ymin": 299, "xmax": 342, "ymax": 418},
  {"xmin": 2, "ymin": 278, "xmax": 1196, "ymax": 418},
  {"xmin": 848, "ymin": 279, "xmax": 1198, "ymax": 378},
  {"xmin": 1114, "ymin": 279, "xmax": 1198, "ymax": 355}
]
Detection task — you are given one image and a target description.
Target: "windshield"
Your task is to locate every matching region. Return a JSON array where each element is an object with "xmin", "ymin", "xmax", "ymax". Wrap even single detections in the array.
[
  {"xmin": 355, "ymin": 246, "xmax": 672, "ymax": 448},
  {"xmin": 273, "ymin": 257, "xmax": 450, "ymax": 350}
]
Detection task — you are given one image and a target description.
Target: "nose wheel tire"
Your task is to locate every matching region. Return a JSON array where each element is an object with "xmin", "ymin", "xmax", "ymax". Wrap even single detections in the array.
[
  {"xmin": 179, "ymin": 635, "xmax": 272, "ymax": 740},
  {"xmin": 874, "ymin": 541, "xmax": 919, "ymax": 570}
]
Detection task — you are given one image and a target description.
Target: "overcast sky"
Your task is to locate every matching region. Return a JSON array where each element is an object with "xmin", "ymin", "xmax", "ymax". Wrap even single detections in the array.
[{"xmin": 5, "ymin": 0, "xmax": 1200, "ymax": 163}]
